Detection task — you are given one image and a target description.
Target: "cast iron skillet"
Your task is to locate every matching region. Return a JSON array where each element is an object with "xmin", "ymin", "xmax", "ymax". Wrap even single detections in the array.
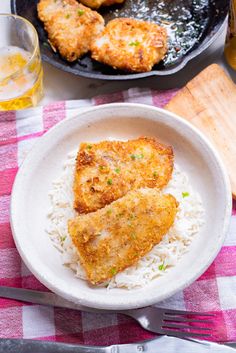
[{"xmin": 11, "ymin": 0, "xmax": 229, "ymax": 80}]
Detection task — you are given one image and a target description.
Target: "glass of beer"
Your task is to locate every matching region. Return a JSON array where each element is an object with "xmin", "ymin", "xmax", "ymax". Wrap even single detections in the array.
[{"xmin": 0, "ymin": 14, "xmax": 43, "ymax": 110}]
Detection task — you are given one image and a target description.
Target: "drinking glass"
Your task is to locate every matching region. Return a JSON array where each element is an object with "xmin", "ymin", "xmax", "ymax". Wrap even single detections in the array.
[{"xmin": 0, "ymin": 14, "xmax": 43, "ymax": 110}]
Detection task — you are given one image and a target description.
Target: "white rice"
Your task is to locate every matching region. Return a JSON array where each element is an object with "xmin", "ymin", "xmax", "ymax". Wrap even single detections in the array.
[{"xmin": 47, "ymin": 150, "xmax": 205, "ymax": 289}]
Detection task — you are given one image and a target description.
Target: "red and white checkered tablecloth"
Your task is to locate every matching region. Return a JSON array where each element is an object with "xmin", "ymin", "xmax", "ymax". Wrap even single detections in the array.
[{"xmin": 0, "ymin": 87, "xmax": 235, "ymax": 345}]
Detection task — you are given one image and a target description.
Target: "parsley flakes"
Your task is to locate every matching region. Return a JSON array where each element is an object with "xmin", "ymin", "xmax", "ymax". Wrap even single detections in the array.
[
  {"xmin": 182, "ymin": 192, "xmax": 189, "ymax": 198},
  {"xmin": 153, "ymin": 171, "xmax": 158, "ymax": 178},
  {"xmin": 110, "ymin": 268, "xmax": 117, "ymax": 276},
  {"xmin": 129, "ymin": 41, "xmax": 140, "ymax": 46},
  {"xmin": 107, "ymin": 178, "xmax": 113, "ymax": 185},
  {"xmin": 130, "ymin": 153, "xmax": 144, "ymax": 160},
  {"xmin": 158, "ymin": 262, "xmax": 166, "ymax": 271},
  {"xmin": 78, "ymin": 9, "xmax": 85, "ymax": 16}
]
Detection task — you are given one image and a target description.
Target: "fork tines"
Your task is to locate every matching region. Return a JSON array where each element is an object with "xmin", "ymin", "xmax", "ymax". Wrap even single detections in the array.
[{"xmin": 161, "ymin": 309, "xmax": 215, "ymax": 338}]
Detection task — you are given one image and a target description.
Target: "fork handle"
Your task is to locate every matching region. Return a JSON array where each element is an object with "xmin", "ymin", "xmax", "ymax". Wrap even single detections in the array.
[
  {"xmin": 0, "ymin": 338, "xmax": 146, "ymax": 353},
  {"xmin": 0, "ymin": 286, "xmax": 122, "ymax": 314},
  {"xmin": 0, "ymin": 339, "xmax": 108, "ymax": 353}
]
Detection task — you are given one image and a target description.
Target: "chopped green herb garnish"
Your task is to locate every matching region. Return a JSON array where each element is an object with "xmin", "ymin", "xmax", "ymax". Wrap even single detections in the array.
[
  {"xmin": 107, "ymin": 178, "xmax": 113, "ymax": 185},
  {"xmin": 153, "ymin": 171, "xmax": 158, "ymax": 178},
  {"xmin": 99, "ymin": 165, "xmax": 105, "ymax": 170},
  {"xmin": 130, "ymin": 233, "xmax": 136, "ymax": 240},
  {"xmin": 110, "ymin": 267, "xmax": 117, "ymax": 276},
  {"xmin": 65, "ymin": 13, "xmax": 70, "ymax": 18},
  {"xmin": 115, "ymin": 168, "xmax": 120, "ymax": 174},
  {"xmin": 158, "ymin": 262, "xmax": 166, "ymax": 271},
  {"xmin": 60, "ymin": 235, "xmax": 66, "ymax": 242},
  {"xmin": 86, "ymin": 144, "xmax": 92, "ymax": 150},
  {"xmin": 107, "ymin": 209, "xmax": 112, "ymax": 215},
  {"xmin": 130, "ymin": 153, "xmax": 144, "ymax": 160},
  {"xmin": 78, "ymin": 9, "xmax": 85, "ymax": 16},
  {"xmin": 129, "ymin": 214, "xmax": 135, "ymax": 220},
  {"xmin": 43, "ymin": 42, "xmax": 50, "ymax": 48},
  {"xmin": 129, "ymin": 41, "xmax": 140, "ymax": 46},
  {"xmin": 182, "ymin": 192, "xmax": 189, "ymax": 198}
]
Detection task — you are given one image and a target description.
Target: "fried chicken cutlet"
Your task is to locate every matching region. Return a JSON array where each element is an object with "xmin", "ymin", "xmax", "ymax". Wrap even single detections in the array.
[
  {"xmin": 37, "ymin": 0, "xmax": 104, "ymax": 62},
  {"xmin": 91, "ymin": 18, "xmax": 167, "ymax": 72},
  {"xmin": 68, "ymin": 189, "xmax": 178, "ymax": 284},
  {"xmin": 79, "ymin": 0, "xmax": 125, "ymax": 9},
  {"xmin": 74, "ymin": 137, "xmax": 173, "ymax": 214}
]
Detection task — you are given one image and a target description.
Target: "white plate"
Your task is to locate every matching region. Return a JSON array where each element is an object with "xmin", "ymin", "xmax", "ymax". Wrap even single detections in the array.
[{"xmin": 10, "ymin": 103, "xmax": 232, "ymax": 310}]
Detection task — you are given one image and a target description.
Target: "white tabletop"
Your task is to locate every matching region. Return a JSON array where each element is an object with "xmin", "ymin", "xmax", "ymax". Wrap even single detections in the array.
[{"xmin": 1, "ymin": 0, "xmax": 236, "ymax": 105}]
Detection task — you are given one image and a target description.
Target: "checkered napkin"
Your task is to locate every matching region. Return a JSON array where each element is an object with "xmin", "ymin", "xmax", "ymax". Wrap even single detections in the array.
[{"xmin": 0, "ymin": 87, "xmax": 235, "ymax": 345}]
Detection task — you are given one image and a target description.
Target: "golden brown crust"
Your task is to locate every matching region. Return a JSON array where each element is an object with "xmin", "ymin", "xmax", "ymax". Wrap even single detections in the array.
[
  {"xmin": 79, "ymin": 0, "xmax": 125, "ymax": 9},
  {"xmin": 68, "ymin": 189, "xmax": 178, "ymax": 284},
  {"xmin": 91, "ymin": 18, "xmax": 168, "ymax": 72},
  {"xmin": 37, "ymin": 0, "xmax": 104, "ymax": 62},
  {"xmin": 73, "ymin": 137, "xmax": 174, "ymax": 214}
]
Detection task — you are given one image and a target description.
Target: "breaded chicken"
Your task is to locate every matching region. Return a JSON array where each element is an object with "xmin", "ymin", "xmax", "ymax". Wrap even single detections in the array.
[
  {"xmin": 91, "ymin": 18, "xmax": 167, "ymax": 72},
  {"xmin": 68, "ymin": 189, "xmax": 178, "ymax": 284},
  {"xmin": 37, "ymin": 0, "xmax": 104, "ymax": 62},
  {"xmin": 79, "ymin": 0, "xmax": 125, "ymax": 9},
  {"xmin": 74, "ymin": 137, "xmax": 173, "ymax": 214}
]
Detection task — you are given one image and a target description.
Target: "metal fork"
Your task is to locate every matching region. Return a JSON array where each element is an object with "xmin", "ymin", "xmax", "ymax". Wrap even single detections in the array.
[
  {"xmin": 123, "ymin": 306, "xmax": 214, "ymax": 339},
  {"xmin": 0, "ymin": 286, "xmax": 214, "ymax": 339}
]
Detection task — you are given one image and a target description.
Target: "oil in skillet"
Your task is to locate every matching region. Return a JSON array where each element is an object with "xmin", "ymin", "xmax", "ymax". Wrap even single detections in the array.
[{"xmin": 101, "ymin": 0, "xmax": 210, "ymax": 67}]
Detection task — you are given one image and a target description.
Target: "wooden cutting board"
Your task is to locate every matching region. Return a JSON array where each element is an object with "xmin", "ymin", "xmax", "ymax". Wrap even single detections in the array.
[{"xmin": 165, "ymin": 64, "xmax": 236, "ymax": 199}]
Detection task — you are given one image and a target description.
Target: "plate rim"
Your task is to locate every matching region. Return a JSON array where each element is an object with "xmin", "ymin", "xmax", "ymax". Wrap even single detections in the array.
[{"xmin": 10, "ymin": 103, "xmax": 232, "ymax": 309}]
